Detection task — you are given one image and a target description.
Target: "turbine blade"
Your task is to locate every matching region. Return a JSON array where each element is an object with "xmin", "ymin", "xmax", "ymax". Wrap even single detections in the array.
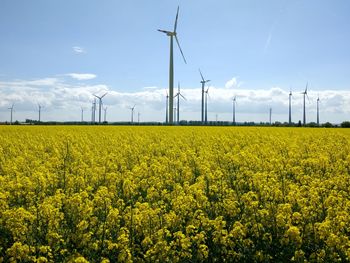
[
  {"xmin": 206, "ymin": 80, "xmax": 211, "ymax": 83},
  {"xmin": 174, "ymin": 6, "xmax": 179, "ymax": 33},
  {"xmin": 175, "ymin": 36, "xmax": 187, "ymax": 64},
  {"xmin": 101, "ymin": 92, "xmax": 108, "ymax": 99},
  {"xmin": 305, "ymin": 82, "xmax": 308, "ymax": 93},
  {"xmin": 206, "ymin": 86, "xmax": 210, "ymax": 93},
  {"xmin": 158, "ymin": 29, "xmax": 170, "ymax": 34},
  {"xmin": 199, "ymin": 69, "xmax": 205, "ymax": 82},
  {"xmin": 180, "ymin": 94, "xmax": 186, "ymax": 100}
]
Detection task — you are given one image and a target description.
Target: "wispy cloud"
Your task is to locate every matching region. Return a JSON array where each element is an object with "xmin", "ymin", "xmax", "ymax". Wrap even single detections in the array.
[
  {"xmin": 225, "ymin": 77, "xmax": 241, "ymax": 89},
  {"xmin": 67, "ymin": 73, "xmax": 97, "ymax": 81},
  {"xmin": 72, "ymin": 46, "xmax": 85, "ymax": 54},
  {"xmin": 263, "ymin": 30, "xmax": 273, "ymax": 54}
]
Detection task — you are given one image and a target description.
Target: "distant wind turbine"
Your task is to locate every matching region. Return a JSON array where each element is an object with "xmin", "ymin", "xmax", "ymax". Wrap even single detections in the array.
[
  {"xmin": 269, "ymin": 107, "xmax": 272, "ymax": 125},
  {"xmin": 301, "ymin": 83, "xmax": 309, "ymax": 126},
  {"xmin": 138, "ymin": 112, "xmax": 140, "ymax": 124},
  {"xmin": 174, "ymin": 82, "xmax": 186, "ymax": 124},
  {"xmin": 81, "ymin": 107, "xmax": 84, "ymax": 122},
  {"xmin": 104, "ymin": 107, "xmax": 107, "ymax": 122},
  {"xmin": 91, "ymin": 99, "xmax": 97, "ymax": 123},
  {"xmin": 165, "ymin": 91, "xmax": 169, "ymax": 124},
  {"xmin": 129, "ymin": 105, "xmax": 136, "ymax": 123},
  {"xmin": 289, "ymin": 89, "xmax": 292, "ymax": 125},
  {"xmin": 317, "ymin": 94, "xmax": 320, "ymax": 126},
  {"xmin": 199, "ymin": 69, "xmax": 210, "ymax": 124},
  {"xmin": 38, "ymin": 104, "xmax": 43, "ymax": 122},
  {"xmin": 93, "ymin": 92, "xmax": 107, "ymax": 124},
  {"xmin": 204, "ymin": 85, "xmax": 210, "ymax": 124},
  {"xmin": 158, "ymin": 6, "xmax": 187, "ymax": 124},
  {"xmin": 8, "ymin": 103, "xmax": 14, "ymax": 125},
  {"xmin": 232, "ymin": 96, "xmax": 237, "ymax": 125}
]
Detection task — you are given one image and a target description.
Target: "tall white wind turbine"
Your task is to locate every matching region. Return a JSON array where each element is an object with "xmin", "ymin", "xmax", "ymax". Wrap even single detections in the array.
[
  {"xmin": 158, "ymin": 6, "xmax": 187, "ymax": 124},
  {"xmin": 301, "ymin": 83, "xmax": 309, "ymax": 126},
  {"xmin": 199, "ymin": 69, "xmax": 210, "ymax": 124},
  {"xmin": 93, "ymin": 92, "xmax": 107, "ymax": 124}
]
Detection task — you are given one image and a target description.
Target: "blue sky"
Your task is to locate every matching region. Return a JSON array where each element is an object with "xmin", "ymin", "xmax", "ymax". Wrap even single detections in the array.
[{"xmin": 0, "ymin": 0, "xmax": 349, "ymax": 123}]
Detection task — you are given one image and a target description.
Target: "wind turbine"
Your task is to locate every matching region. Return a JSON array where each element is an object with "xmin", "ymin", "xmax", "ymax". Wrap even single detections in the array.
[
  {"xmin": 138, "ymin": 112, "xmax": 140, "ymax": 124},
  {"xmin": 269, "ymin": 107, "xmax": 272, "ymax": 125},
  {"xmin": 91, "ymin": 99, "xmax": 97, "ymax": 123},
  {"xmin": 199, "ymin": 69, "xmax": 210, "ymax": 124},
  {"xmin": 232, "ymin": 96, "xmax": 237, "ymax": 125},
  {"xmin": 81, "ymin": 107, "xmax": 84, "ymax": 122},
  {"xmin": 93, "ymin": 92, "xmax": 107, "ymax": 124},
  {"xmin": 165, "ymin": 91, "xmax": 169, "ymax": 123},
  {"xmin": 158, "ymin": 6, "xmax": 187, "ymax": 124},
  {"xmin": 289, "ymin": 90, "xmax": 292, "ymax": 125},
  {"xmin": 129, "ymin": 105, "xmax": 136, "ymax": 123},
  {"xmin": 301, "ymin": 83, "xmax": 309, "ymax": 126},
  {"xmin": 174, "ymin": 82, "xmax": 186, "ymax": 124},
  {"xmin": 204, "ymin": 85, "xmax": 210, "ymax": 124},
  {"xmin": 8, "ymin": 103, "xmax": 14, "ymax": 125},
  {"xmin": 317, "ymin": 94, "xmax": 320, "ymax": 126},
  {"xmin": 38, "ymin": 104, "xmax": 43, "ymax": 122},
  {"xmin": 104, "ymin": 107, "xmax": 107, "ymax": 122}
]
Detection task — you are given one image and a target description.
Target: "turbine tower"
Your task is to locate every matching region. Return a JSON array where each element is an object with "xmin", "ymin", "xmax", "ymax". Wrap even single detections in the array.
[
  {"xmin": 301, "ymin": 83, "xmax": 309, "ymax": 126},
  {"xmin": 165, "ymin": 91, "xmax": 169, "ymax": 124},
  {"xmin": 93, "ymin": 92, "xmax": 107, "ymax": 124},
  {"xmin": 199, "ymin": 69, "xmax": 210, "ymax": 124},
  {"xmin": 138, "ymin": 112, "xmax": 140, "ymax": 124},
  {"xmin": 91, "ymin": 99, "xmax": 97, "ymax": 123},
  {"xmin": 129, "ymin": 105, "xmax": 136, "ymax": 123},
  {"xmin": 174, "ymin": 82, "xmax": 186, "ymax": 124},
  {"xmin": 104, "ymin": 107, "xmax": 107, "ymax": 122},
  {"xmin": 269, "ymin": 108, "xmax": 272, "ymax": 125},
  {"xmin": 289, "ymin": 90, "xmax": 292, "ymax": 125},
  {"xmin": 81, "ymin": 107, "xmax": 84, "ymax": 122},
  {"xmin": 158, "ymin": 6, "xmax": 187, "ymax": 124},
  {"xmin": 8, "ymin": 103, "xmax": 14, "ymax": 125},
  {"xmin": 204, "ymin": 85, "xmax": 210, "ymax": 124},
  {"xmin": 38, "ymin": 104, "xmax": 42, "ymax": 122},
  {"xmin": 317, "ymin": 94, "xmax": 320, "ymax": 126},
  {"xmin": 232, "ymin": 96, "xmax": 237, "ymax": 125}
]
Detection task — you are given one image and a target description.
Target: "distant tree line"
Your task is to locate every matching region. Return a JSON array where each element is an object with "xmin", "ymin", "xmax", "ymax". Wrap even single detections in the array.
[{"xmin": 0, "ymin": 119, "xmax": 349, "ymax": 128}]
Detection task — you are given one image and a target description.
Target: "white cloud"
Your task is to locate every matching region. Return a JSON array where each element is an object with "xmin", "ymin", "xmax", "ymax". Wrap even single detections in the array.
[
  {"xmin": 72, "ymin": 46, "xmax": 85, "ymax": 54},
  {"xmin": 67, "ymin": 73, "xmax": 97, "ymax": 81},
  {"xmin": 0, "ymin": 76, "xmax": 350, "ymax": 123},
  {"xmin": 225, "ymin": 77, "xmax": 241, "ymax": 89}
]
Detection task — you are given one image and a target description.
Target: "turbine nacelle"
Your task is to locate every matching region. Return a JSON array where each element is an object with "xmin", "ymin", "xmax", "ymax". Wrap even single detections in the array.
[{"xmin": 158, "ymin": 29, "xmax": 176, "ymax": 37}]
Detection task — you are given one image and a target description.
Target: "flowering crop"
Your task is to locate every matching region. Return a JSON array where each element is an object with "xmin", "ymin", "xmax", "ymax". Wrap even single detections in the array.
[{"xmin": 0, "ymin": 126, "xmax": 350, "ymax": 262}]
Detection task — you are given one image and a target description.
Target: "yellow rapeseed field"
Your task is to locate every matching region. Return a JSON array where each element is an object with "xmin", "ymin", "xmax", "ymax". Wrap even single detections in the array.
[{"xmin": 0, "ymin": 126, "xmax": 349, "ymax": 262}]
